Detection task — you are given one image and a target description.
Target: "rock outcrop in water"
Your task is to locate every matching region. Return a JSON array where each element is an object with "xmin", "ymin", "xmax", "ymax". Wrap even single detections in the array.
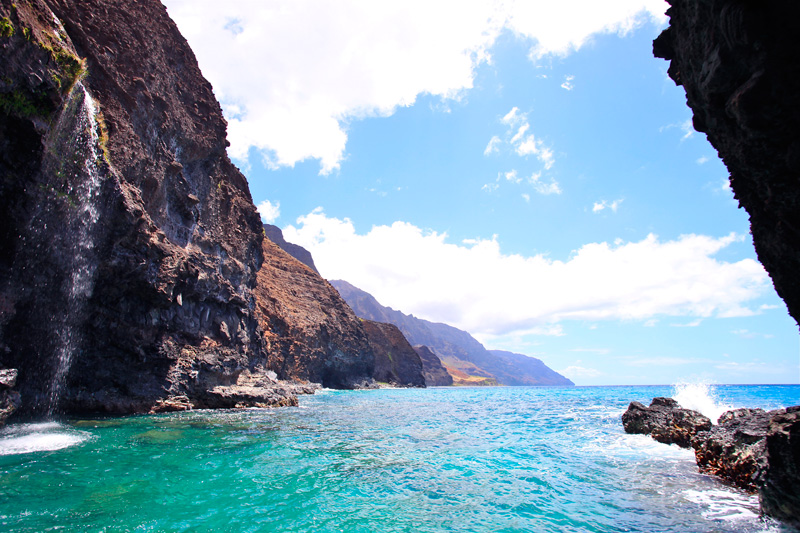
[
  {"xmin": 622, "ymin": 397, "xmax": 712, "ymax": 447},
  {"xmin": 0, "ymin": 369, "xmax": 20, "ymax": 426},
  {"xmin": 0, "ymin": 0, "xmax": 377, "ymax": 417},
  {"xmin": 623, "ymin": 399, "xmax": 800, "ymax": 527},
  {"xmin": 653, "ymin": 0, "xmax": 800, "ymax": 326}
]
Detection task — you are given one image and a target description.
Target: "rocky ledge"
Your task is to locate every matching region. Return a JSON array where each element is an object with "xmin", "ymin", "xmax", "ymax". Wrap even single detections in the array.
[
  {"xmin": 0, "ymin": 368, "xmax": 21, "ymax": 426},
  {"xmin": 623, "ymin": 398, "xmax": 800, "ymax": 527}
]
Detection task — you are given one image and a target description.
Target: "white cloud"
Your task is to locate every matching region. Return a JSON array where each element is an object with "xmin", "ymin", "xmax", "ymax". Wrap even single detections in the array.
[
  {"xmin": 670, "ymin": 319, "xmax": 702, "ymax": 327},
  {"xmin": 256, "ymin": 199, "xmax": 280, "ymax": 224},
  {"xmin": 697, "ymin": 156, "xmax": 709, "ymax": 165},
  {"xmin": 592, "ymin": 199, "xmax": 623, "ymax": 213},
  {"xmin": 561, "ymin": 74, "xmax": 575, "ymax": 90},
  {"xmin": 560, "ymin": 364, "xmax": 603, "ymax": 379},
  {"xmin": 681, "ymin": 118, "xmax": 695, "ymax": 140},
  {"xmin": 531, "ymin": 173, "xmax": 561, "ymax": 195},
  {"xmin": 484, "ymin": 135, "xmax": 501, "ymax": 156},
  {"xmin": 522, "ymin": 193, "xmax": 530, "ymax": 203},
  {"xmin": 162, "ymin": 0, "xmax": 667, "ymax": 174},
  {"xmin": 283, "ymin": 209, "xmax": 770, "ymax": 337}
]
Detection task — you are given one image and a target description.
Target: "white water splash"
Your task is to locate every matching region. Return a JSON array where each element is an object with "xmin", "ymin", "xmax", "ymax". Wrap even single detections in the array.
[
  {"xmin": 683, "ymin": 489, "xmax": 760, "ymax": 522},
  {"xmin": 0, "ymin": 422, "xmax": 90, "ymax": 456},
  {"xmin": 673, "ymin": 382, "xmax": 733, "ymax": 423},
  {"xmin": 44, "ymin": 81, "xmax": 104, "ymax": 416}
]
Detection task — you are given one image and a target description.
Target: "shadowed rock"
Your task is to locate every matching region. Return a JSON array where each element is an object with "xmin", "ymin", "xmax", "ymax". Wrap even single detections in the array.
[
  {"xmin": 362, "ymin": 320, "xmax": 425, "ymax": 387},
  {"xmin": 413, "ymin": 345, "xmax": 453, "ymax": 386},
  {"xmin": 761, "ymin": 407, "xmax": 800, "ymax": 528}
]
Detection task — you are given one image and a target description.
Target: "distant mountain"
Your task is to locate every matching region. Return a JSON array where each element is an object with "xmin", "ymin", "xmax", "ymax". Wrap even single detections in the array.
[
  {"xmin": 263, "ymin": 224, "xmax": 319, "ymax": 274},
  {"xmin": 331, "ymin": 280, "xmax": 574, "ymax": 387},
  {"xmin": 412, "ymin": 346, "xmax": 453, "ymax": 386}
]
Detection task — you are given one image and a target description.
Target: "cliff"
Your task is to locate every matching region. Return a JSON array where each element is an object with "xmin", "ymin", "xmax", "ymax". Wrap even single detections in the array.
[
  {"xmin": 653, "ymin": 0, "xmax": 800, "ymax": 327},
  {"xmin": 361, "ymin": 320, "xmax": 425, "ymax": 387},
  {"xmin": 331, "ymin": 280, "xmax": 573, "ymax": 387},
  {"xmin": 413, "ymin": 345, "xmax": 453, "ymax": 386},
  {"xmin": 0, "ymin": 0, "xmax": 374, "ymax": 417},
  {"xmin": 255, "ymin": 238, "xmax": 374, "ymax": 389}
]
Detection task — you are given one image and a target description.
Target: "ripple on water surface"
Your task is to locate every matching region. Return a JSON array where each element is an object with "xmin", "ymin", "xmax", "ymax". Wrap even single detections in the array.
[{"xmin": 0, "ymin": 385, "xmax": 798, "ymax": 532}]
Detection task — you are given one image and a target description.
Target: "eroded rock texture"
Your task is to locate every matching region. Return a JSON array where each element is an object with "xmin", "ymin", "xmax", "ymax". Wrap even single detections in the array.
[
  {"xmin": 255, "ymin": 238, "xmax": 374, "ymax": 389},
  {"xmin": 622, "ymin": 397, "xmax": 712, "ymax": 447},
  {"xmin": 654, "ymin": 0, "xmax": 800, "ymax": 325},
  {"xmin": 761, "ymin": 407, "xmax": 800, "ymax": 528},
  {"xmin": 361, "ymin": 320, "xmax": 424, "ymax": 387}
]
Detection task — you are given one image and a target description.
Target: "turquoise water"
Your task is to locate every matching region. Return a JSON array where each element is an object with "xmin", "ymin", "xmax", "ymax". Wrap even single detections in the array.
[{"xmin": 1, "ymin": 385, "xmax": 799, "ymax": 532}]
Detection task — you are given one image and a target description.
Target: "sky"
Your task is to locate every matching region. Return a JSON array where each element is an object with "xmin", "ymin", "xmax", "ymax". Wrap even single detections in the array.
[{"xmin": 162, "ymin": 0, "xmax": 799, "ymax": 386}]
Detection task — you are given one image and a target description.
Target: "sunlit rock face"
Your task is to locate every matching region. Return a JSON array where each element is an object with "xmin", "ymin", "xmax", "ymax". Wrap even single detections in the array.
[
  {"xmin": 654, "ymin": 0, "xmax": 800, "ymax": 327},
  {"xmin": 0, "ymin": 0, "xmax": 375, "ymax": 416}
]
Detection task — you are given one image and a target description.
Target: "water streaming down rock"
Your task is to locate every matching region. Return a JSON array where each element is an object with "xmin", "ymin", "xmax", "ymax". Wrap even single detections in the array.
[{"xmin": 37, "ymin": 82, "xmax": 105, "ymax": 416}]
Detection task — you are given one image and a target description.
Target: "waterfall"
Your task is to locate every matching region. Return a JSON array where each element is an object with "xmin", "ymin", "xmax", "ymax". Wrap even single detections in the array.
[{"xmin": 40, "ymin": 82, "xmax": 105, "ymax": 416}]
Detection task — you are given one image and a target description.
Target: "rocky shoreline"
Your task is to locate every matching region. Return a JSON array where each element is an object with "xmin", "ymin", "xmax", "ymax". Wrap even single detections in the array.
[{"xmin": 623, "ymin": 397, "xmax": 800, "ymax": 528}]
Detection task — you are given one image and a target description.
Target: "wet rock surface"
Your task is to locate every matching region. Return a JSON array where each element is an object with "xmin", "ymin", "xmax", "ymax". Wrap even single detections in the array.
[
  {"xmin": 0, "ymin": 368, "xmax": 21, "ymax": 426},
  {"xmin": 413, "ymin": 345, "xmax": 453, "ymax": 386},
  {"xmin": 622, "ymin": 397, "xmax": 712, "ymax": 447},
  {"xmin": 623, "ymin": 398, "xmax": 800, "ymax": 527},
  {"xmin": 654, "ymin": 0, "xmax": 800, "ymax": 325}
]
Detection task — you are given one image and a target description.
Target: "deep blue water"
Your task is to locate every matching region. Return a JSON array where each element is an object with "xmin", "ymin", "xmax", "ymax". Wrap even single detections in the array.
[{"xmin": 1, "ymin": 384, "xmax": 798, "ymax": 532}]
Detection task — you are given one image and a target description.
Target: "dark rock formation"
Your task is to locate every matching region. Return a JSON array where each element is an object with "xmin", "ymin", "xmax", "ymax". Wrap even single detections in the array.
[
  {"xmin": 760, "ymin": 406, "xmax": 800, "ymax": 528},
  {"xmin": 0, "ymin": 368, "xmax": 21, "ymax": 426},
  {"xmin": 0, "ymin": 0, "xmax": 376, "ymax": 416},
  {"xmin": 263, "ymin": 224, "xmax": 319, "ymax": 274},
  {"xmin": 255, "ymin": 238, "xmax": 375, "ymax": 389},
  {"xmin": 331, "ymin": 280, "xmax": 573, "ymax": 387},
  {"xmin": 654, "ymin": 0, "xmax": 800, "ymax": 326},
  {"xmin": 361, "ymin": 320, "xmax": 425, "ymax": 387},
  {"xmin": 692, "ymin": 408, "xmax": 773, "ymax": 491},
  {"xmin": 413, "ymin": 345, "xmax": 453, "ymax": 386},
  {"xmin": 624, "ymin": 398, "xmax": 800, "ymax": 527},
  {"xmin": 622, "ymin": 397, "xmax": 712, "ymax": 447}
]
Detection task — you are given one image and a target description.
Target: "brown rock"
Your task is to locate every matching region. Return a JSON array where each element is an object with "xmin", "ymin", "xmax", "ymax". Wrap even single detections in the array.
[
  {"xmin": 413, "ymin": 345, "xmax": 453, "ymax": 386},
  {"xmin": 361, "ymin": 320, "xmax": 425, "ymax": 387}
]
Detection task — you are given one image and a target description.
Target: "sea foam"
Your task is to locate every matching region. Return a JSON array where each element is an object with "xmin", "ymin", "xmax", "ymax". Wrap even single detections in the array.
[
  {"xmin": 673, "ymin": 382, "xmax": 733, "ymax": 423},
  {"xmin": 0, "ymin": 422, "xmax": 90, "ymax": 456}
]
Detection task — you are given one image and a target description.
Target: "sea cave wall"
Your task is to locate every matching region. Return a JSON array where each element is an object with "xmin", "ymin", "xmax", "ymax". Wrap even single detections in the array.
[{"xmin": 654, "ymin": 0, "xmax": 800, "ymax": 326}]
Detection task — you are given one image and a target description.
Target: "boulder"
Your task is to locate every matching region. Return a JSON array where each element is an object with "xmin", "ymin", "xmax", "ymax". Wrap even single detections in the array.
[
  {"xmin": 621, "ymin": 397, "xmax": 712, "ymax": 447},
  {"xmin": 0, "ymin": 368, "xmax": 21, "ymax": 425}
]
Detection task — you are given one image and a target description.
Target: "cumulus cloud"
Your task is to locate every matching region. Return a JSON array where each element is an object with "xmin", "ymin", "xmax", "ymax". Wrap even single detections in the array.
[
  {"xmin": 484, "ymin": 135, "xmax": 501, "ymax": 156},
  {"xmin": 162, "ymin": 0, "xmax": 667, "ymax": 174},
  {"xmin": 256, "ymin": 199, "xmax": 280, "ymax": 224},
  {"xmin": 283, "ymin": 209, "xmax": 770, "ymax": 337},
  {"xmin": 593, "ymin": 199, "xmax": 623, "ymax": 213}
]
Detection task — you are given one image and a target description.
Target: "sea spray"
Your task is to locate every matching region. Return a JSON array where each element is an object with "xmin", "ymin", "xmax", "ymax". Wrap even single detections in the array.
[
  {"xmin": 39, "ymin": 82, "xmax": 105, "ymax": 416},
  {"xmin": 673, "ymin": 381, "xmax": 733, "ymax": 423}
]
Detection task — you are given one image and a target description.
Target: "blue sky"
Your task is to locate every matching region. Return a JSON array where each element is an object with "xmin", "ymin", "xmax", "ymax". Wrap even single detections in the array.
[{"xmin": 163, "ymin": 0, "xmax": 799, "ymax": 386}]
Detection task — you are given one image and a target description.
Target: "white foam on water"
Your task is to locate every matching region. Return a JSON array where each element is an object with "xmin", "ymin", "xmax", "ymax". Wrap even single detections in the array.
[
  {"xmin": 683, "ymin": 488, "xmax": 759, "ymax": 522},
  {"xmin": 673, "ymin": 382, "xmax": 733, "ymax": 423},
  {"xmin": 0, "ymin": 422, "xmax": 90, "ymax": 456}
]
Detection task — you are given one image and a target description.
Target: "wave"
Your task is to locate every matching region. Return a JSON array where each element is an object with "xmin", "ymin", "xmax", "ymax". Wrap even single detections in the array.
[
  {"xmin": 0, "ymin": 422, "xmax": 91, "ymax": 456},
  {"xmin": 673, "ymin": 382, "xmax": 732, "ymax": 423}
]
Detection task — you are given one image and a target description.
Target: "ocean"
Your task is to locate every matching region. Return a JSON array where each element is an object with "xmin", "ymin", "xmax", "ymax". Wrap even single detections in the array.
[{"xmin": 1, "ymin": 384, "xmax": 798, "ymax": 532}]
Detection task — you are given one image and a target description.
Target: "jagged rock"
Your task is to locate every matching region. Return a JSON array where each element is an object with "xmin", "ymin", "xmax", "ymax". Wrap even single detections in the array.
[
  {"xmin": 413, "ymin": 345, "xmax": 453, "ymax": 386},
  {"xmin": 654, "ymin": 0, "xmax": 800, "ymax": 325},
  {"xmin": 622, "ymin": 397, "xmax": 712, "ymax": 447},
  {"xmin": 692, "ymin": 408, "xmax": 774, "ymax": 491},
  {"xmin": 761, "ymin": 406, "xmax": 800, "ymax": 528},
  {"xmin": 361, "ymin": 320, "xmax": 425, "ymax": 387}
]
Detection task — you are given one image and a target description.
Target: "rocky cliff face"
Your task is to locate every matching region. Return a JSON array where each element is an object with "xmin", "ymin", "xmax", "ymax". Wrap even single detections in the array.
[
  {"xmin": 331, "ymin": 280, "xmax": 573, "ymax": 387},
  {"xmin": 360, "ymin": 320, "xmax": 424, "ymax": 387},
  {"xmin": 413, "ymin": 345, "xmax": 453, "ymax": 386},
  {"xmin": 0, "ymin": 0, "xmax": 375, "ymax": 417},
  {"xmin": 654, "ymin": 0, "xmax": 800, "ymax": 326},
  {"xmin": 255, "ymin": 238, "xmax": 374, "ymax": 389}
]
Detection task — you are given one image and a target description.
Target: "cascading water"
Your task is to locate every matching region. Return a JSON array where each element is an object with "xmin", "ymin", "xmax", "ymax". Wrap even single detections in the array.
[{"xmin": 39, "ymin": 81, "xmax": 105, "ymax": 417}]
